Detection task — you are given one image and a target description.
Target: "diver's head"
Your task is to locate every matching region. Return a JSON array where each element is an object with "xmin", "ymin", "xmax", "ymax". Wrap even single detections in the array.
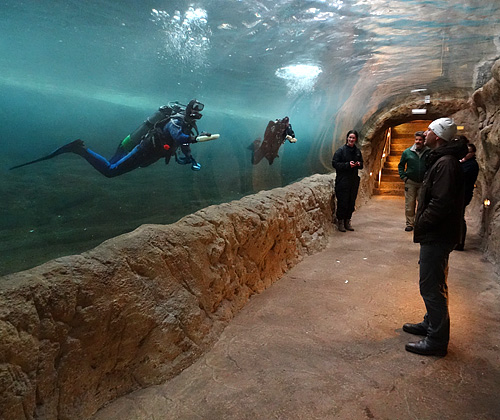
[
  {"xmin": 283, "ymin": 116, "xmax": 290, "ymax": 125},
  {"xmin": 185, "ymin": 99, "xmax": 204, "ymax": 123}
]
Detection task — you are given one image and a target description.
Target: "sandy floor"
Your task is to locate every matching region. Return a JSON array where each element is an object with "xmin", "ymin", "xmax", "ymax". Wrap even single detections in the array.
[{"xmin": 92, "ymin": 196, "xmax": 500, "ymax": 420}]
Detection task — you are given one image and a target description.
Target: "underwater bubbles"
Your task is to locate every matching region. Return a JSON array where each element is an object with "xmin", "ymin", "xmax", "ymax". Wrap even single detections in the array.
[
  {"xmin": 151, "ymin": 7, "xmax": 211, "ymax": 69},
  {"xmin": 275, "ymin": 64, "xmax": 322, "ymax": 94}
]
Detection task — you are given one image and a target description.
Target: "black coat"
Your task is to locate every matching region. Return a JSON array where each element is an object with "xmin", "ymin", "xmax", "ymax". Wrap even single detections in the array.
[
  {"xmin": 332, "ymin": 144, "xmax": 363, "ymax": 189},
  {"xmin": 462, "ymin": 156, "xmax": 479, "ymax": 206},
  {"xmin": 414, "ymin": 138, "xmax": 468, "ymax": 245}
]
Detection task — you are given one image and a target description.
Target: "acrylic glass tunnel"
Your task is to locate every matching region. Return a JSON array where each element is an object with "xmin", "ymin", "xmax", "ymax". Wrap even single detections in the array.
[{"xmin": 1, "ymin": 0, "xmax": 500, "ymax": 275}]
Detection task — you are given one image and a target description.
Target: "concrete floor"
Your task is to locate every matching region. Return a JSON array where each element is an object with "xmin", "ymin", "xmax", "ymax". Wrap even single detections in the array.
[{"xmin": 92, "ymin": 196, "xmax": 500, "ymax": 420}]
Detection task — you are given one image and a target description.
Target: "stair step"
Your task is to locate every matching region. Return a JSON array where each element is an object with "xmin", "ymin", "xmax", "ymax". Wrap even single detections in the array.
[
  {"xmin": 373, "ymin": 188, "xmax": 405, "ymax": 196},
  {"xmin": 392, "ymin": 120, "xmax": 429, "ymax": 136},
  {"xmin": 386, "ymin": 155, "xmax": 401, "ymax": 162},
  {"xmin": 380, "ymin": 174, "xmax": 402, "ymax": 182},
  {"xmin": 378, "ymin": 181, "xmax": 405, "ymax": 190},
  {"xmin": 389, "ymin": 142, "xmax": 413, "ymax": 150},
  {"xmin": 390, "ymin": 137, "xmax": 414, "ymax": 143},
  {"xmin": 384, "ymin": 161, "xmax": 399, "ymax": 170},
  {"xmin": 382, "ymin": 168, "xmax": 400, "ymax": 176},
  {"xmin": 390, "ymin": 144, "xmax": 410, "ymax": 152}
]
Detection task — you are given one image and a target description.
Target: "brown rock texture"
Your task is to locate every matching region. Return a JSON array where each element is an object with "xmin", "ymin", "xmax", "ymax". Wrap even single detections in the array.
[
  {"xmin": 467, "ymin": 58, "xmax": 500, "ymax": 270},
  {"xmin": 0, "ymin": 174, "xmax": 335, "ymax": 420}
]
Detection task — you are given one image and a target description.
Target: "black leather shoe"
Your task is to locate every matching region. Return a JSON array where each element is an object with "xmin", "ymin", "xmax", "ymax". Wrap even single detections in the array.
[
  {"xmin": 402, "ymin": 322, "xmax": 428, "ymax": 336},
  {"xmin": 405, "ymin": 338, "xmax": 447, "ymax": 356},
  {"xmin": 344, "ymin": 220, "xmax": 354, "ymax": 231},
  {"xmin": 405, "ymin": 226, "xmax": 413, "ymax": 232}
]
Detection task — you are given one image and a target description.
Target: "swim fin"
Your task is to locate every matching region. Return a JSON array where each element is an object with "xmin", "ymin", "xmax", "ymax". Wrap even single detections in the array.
[{"xmin": 9, "ymin": 139, "xmax": 85, "ymax": 170}]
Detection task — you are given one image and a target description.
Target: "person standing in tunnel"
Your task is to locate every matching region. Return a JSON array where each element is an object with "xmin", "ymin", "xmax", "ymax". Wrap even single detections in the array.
[
  {"xmin": 398, "ymin": 131, "xmax": 430, "ymax": 232},
  {"xmin": 332, "ymin": 130, "xmax": 363, "ymax": 232},
  {"xmin": 403, "ymin": 117, "xmax": 468, "ymax": 357},
  {"xmin": 456, "ymin": 142, "xmax": 479, "ymax": 250}
]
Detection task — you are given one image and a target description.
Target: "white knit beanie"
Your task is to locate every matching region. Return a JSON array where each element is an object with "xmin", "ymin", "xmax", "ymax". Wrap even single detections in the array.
[{"xmin": 428, "ymin": 118, "xmax": 457, "ymax": 141}]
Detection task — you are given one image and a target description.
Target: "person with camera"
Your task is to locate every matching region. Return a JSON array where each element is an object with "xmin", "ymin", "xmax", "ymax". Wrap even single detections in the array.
[{"xmin": 332, "ymin": 130, "xmax": 363, "ymax": 232}]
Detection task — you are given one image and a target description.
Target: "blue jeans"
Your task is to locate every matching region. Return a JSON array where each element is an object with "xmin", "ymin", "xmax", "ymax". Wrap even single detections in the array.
[{"xmin": 418, "ymin": 242, "xmax": 455, "ymax": 346}]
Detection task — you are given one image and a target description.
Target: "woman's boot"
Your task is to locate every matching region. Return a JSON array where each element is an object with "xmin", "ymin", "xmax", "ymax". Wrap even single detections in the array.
[
  {"xmin": 345, "ymin": 219, "xmax": 354, "ymax": 231},
  {"xmin": 338, "ymin": 219, "xmax": 346, "ymax": 232}
]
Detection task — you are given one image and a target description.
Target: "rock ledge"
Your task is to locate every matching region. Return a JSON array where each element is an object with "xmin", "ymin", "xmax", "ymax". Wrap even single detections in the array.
[{"xmin": 0, "ymin": 174, "xmax": 335, "ymax": 420}]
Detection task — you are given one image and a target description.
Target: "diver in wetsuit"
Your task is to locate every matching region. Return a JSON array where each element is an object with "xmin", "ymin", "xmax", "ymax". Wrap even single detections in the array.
[
  {"xmin": 252, "ymin": 116, "xmax": 297, "ymax": 165},
  {"xmin": 10, "ymin": 99, "xmax": 210, "ymax": 176}
]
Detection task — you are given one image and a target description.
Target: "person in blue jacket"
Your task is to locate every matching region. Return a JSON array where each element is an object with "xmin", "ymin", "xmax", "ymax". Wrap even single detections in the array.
[{"xmin": 10, "ymin": 99, "xmax": 208, "ymax": 176}]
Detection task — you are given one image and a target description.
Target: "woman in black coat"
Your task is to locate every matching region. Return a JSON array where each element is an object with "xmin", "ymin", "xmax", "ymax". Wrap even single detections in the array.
[{"xmin": 332, "ymin": 130, "xmax": 363, "ymax": 232}]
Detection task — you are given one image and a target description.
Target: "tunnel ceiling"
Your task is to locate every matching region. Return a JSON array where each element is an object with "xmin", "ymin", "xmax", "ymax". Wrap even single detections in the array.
[{"xmin": 2, "ymin": 0, "xmax": 500, "ymax": 114}]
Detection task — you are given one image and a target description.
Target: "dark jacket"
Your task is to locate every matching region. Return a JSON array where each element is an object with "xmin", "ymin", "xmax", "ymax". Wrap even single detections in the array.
[
  {"xmin": 398, "ymin": 145, "xmax": 430, "ymax": 183},
  {"xmin": 461, "ymin": 156, "xmax": 479, "ymax": 206},
  {"xmin": 332, "ymin": 144, "xmax": 363, "ymax": 188},
  {"xmin": 413, "ymin": 138, "xmax": 468, "ymax": 245}
]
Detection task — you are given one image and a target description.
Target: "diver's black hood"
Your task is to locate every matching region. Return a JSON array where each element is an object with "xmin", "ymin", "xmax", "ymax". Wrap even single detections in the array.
[
  {"xmin": 427, "ymin": 137, "xmax": 468, "ymax": 168},
  {"xmin": 185, "ymin": 99, "xmax": 204, "ymax": 122}
]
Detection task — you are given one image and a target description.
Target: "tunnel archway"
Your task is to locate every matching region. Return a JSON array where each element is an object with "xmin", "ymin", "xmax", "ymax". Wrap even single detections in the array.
[
  {"xmin": 356, "ymin": 95, "xmax": 470, "ymax": 203},
  {"xmin": 371, "ymin": 120, "xmax": 429, "ymax": 196}
]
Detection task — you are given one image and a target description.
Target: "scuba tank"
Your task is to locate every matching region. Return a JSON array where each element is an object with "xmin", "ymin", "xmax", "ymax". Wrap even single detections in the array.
[{"xmin": 118, "ymin": 102, "xmax": 185, "ymax": 153}]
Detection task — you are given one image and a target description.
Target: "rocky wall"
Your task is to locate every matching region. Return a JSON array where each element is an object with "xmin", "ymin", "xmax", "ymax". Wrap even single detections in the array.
[
  {"xmin": 468, "ymin": 58, "xmax": 500, "ymax": 271},
  {"xmin": 0, "ymin": 174, "xmax": 335, "ymax": 420}
]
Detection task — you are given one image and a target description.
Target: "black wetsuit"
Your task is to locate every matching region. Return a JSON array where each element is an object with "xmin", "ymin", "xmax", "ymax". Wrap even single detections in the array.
[{"xmin": 253, "ymin": 118, "xmax": 295, "ymax": 165}]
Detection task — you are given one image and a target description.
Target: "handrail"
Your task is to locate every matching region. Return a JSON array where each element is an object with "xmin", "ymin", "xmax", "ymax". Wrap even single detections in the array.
[{"xmin": 377, "ymin": 128, "xmax": 391, "ymax": 188}]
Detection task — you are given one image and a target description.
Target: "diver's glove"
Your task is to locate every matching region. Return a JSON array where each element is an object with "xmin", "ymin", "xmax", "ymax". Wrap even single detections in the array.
[{"xmin": 286, "ymin": 135, "xmax": 297, "ymax": 143}]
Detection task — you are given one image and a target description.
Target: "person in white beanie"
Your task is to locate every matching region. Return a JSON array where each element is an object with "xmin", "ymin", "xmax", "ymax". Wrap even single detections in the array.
[
  {"xmin": 426, "ymin": 117, "xmax": 457, "ymax": 142},
  {"xmin": 402, "ymin": 117, "xmax": 468, "ymax": 356}
]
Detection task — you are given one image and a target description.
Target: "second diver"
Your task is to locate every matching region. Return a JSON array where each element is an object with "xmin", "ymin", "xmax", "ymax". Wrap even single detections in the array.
[{"xmin": 251, "ymin": 116, "xmax": 297, "ymax": 165}]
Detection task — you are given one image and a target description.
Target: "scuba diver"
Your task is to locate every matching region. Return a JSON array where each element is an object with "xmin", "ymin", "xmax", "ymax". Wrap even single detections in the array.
[
  {"xmin": 10, "ymin": 99, "xmax": 220, "ymax": 177},
  {"xmin": 251, "ymin": 116, "xmax": 297, "ymax": 165}
]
